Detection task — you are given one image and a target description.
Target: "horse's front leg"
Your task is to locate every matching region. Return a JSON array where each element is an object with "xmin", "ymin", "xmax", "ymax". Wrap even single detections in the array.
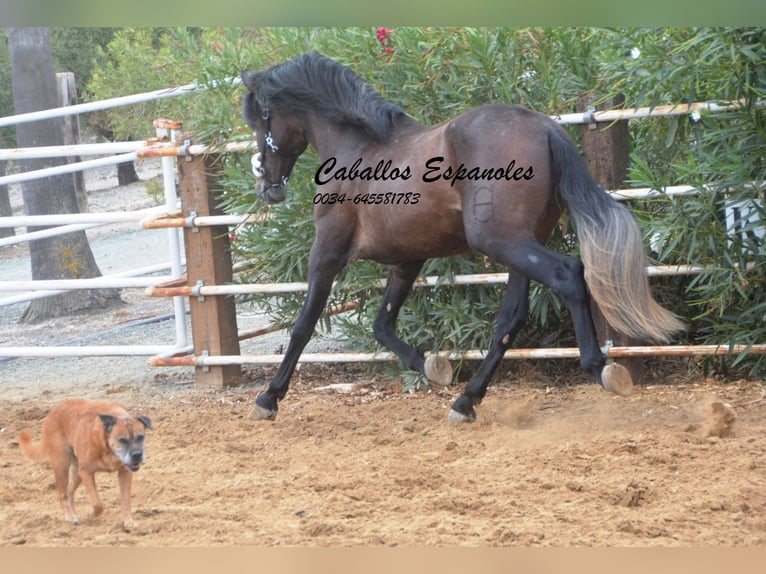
[
  {"xmin": 250, "ymin": 250, "xmax": 347, "ymax": 421},
  {"xmin": 373, "ymin": 261, "xmax": 452, "ymax": 386}
]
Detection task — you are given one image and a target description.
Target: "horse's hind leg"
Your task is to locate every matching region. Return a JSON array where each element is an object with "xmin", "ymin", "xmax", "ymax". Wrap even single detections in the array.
[
  {"xmin": 373, "ymin": 261, "xmax": 452, "ymax": 385},
  {"xmin": 450, "ymin": 236, "xmax": 632, "ymax": 423},
  {"xmin": 500, "ymin": 239, "xmax": 633, "ymax": 397},
  {"xmin": 449, "ymin": 274, "xmax": 529, "ymax": 423}
]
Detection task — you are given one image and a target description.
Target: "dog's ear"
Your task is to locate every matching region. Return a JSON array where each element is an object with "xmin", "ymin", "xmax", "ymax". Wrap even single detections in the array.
[
  {"xmin": 99, "ymin": 414, "xmax": 117, "ymax": 433},
  {"xmin": 137, "ymin": 415, "xmax": 153, "ymax": 430}
]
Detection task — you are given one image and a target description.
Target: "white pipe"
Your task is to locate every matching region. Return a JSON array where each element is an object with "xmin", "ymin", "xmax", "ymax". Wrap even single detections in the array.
[
  {"xmin": 141, "ymin": 213, "xmax": 261, "ymax": 229},
  {"xmin": 0, "ymin": 205, "xmax": 171, "ymax": 227},
  {"xmin": 157, "ymin": 123, "xmax": 189, "ymax": 349},
  {"xmin": 0, "ymin": 345, "xmax": 193, "ymax": 358},
  {"xmin": 147, "ymin": 265, "xmax": 707, "ymax": 298},
  {"xmin": 0, "ymin": 152, "xmax": 139, "ymax": 187},
  {"xmin": 0, "ymin": 83, "xmax": 200, "ymax": 128},
  {"xmin": 0, "ymin": 139, "xmax": 255, "ymax": 163},
  {"xmin": 0, "ymin": 222, "xmax": 101, "ymax": 247},
  {"xmin": 0, "ymin": 261, "xmax": 183, "ymax": 307},
  {"xmin": 609, "ymin": 185, "xmax": 702, "ymax": 200},
  {"xmin": 148, "ymin": 343, "xmax": 766, "ymax": 367},
  {"xmin": 0, "ymin": 141, "xmax": 148, "ymax": 160},
  {"xmin": 0, "ymin": 276, "xmax": 176, "ymax": 292},
  {"xmin": 554, "ymin": 99, "xmax": 766, "ymax": 125}
]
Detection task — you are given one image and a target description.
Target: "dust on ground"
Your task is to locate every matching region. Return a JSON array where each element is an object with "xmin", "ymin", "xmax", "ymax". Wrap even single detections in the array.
[
  {"xmin": 1, "ymin": 158, "xmax": 765, "ymax": 547},
  {"xmin": 1, "ymin": 365, "xmax": 765, "ymax": 547}
]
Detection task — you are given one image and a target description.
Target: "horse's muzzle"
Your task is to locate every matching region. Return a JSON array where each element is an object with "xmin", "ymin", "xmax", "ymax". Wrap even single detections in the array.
[
  {"xmin": 252, "ymin": 153, "xmax": 288, "ymax": 204},
  {"xmin": 257, "ymin": 180, "xmax": 288, "ymax": 204}
]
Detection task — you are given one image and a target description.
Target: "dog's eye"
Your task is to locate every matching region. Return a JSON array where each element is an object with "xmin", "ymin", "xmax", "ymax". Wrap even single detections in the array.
[
  {"xmin": 118, "ymin": 437, "xmax": 130, "ymax": 445},
  {"xmin": 135, "ymin": 435, "xmax": 144, "ymax": 443}
]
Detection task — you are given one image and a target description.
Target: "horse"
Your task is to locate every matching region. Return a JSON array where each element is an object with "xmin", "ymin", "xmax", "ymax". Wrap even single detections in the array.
[{"xmin": 240, "ymin": 51, "xmax": 683, "ymax": 424}]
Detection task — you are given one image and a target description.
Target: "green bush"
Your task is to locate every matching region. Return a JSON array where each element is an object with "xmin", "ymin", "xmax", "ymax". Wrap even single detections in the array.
[{"xmin": 89, "ymin": 27, "xmax": 766, "ymax": 379}]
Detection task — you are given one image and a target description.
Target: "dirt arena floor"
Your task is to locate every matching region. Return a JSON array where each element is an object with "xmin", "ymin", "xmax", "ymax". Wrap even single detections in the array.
[{"xmin": 1, "ymin": 362, "xmax": 765, "ymax": 547}]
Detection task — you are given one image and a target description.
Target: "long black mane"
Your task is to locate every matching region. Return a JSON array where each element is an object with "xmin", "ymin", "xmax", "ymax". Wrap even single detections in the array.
[{"xmin": 250, "ymin": 52, "xmax": 407, "ymax": 142}]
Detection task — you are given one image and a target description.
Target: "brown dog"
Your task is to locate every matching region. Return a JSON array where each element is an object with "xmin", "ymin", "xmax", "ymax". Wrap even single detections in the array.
[{"xmin": 18, "ymin": 398, "xmax": 152, "ymax": 528}]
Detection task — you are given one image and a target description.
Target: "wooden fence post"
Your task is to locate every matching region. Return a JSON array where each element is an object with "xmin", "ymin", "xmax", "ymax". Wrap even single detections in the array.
[
  {"xmin": 56, "ymin": 72, "xmax": 87, "ymax": 213},
  {"xmin": 177, "ymin": 148, "xmax": 242, "ymax": 387},
  {"xmin": 576, "ymin": 94, "xmax": 645, "ymax": 384}
]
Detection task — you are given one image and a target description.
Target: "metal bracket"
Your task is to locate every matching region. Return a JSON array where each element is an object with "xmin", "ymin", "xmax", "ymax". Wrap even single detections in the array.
[
  {"xmin": 600, "ymin": 339, "xmax": 614, "ymax": 356},
  {"xmin": 199, "ymin": 349, "xmax": 210, "ymax": 372},
  {"xmin": 183, "ymin": 139, "xmax": 193, "ymax": 162},
  {"xmin": 187, "ymin": 210, "xmax": 199, "ymax": 233},
  {"xmin": 583, "ymin": 106, "xmax": 598, "ymax": 130},
  {"xmin": 192, "ymin": 279, "xmax": 205, "ymax": 302}
]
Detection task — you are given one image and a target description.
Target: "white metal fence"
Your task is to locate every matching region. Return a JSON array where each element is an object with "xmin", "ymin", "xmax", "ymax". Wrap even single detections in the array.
[{"xmin": 1, "ymin": 76, "xmax": 764, "ymax": 364}]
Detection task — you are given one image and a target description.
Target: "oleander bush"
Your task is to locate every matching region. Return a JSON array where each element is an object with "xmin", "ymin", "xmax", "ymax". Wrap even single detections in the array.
[{"xmin": 87, "ymin": 27, "xmax": 766, "ymax": 380}]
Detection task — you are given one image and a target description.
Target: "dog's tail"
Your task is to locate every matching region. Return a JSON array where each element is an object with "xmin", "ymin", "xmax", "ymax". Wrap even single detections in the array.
[{"xmin": 18, "ymin": 429, "xmax": 46, "ymax": 461}]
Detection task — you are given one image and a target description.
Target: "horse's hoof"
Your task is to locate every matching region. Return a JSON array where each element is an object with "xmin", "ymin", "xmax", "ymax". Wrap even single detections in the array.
[
  {"xmin": 425, "ymin": 355, "xmax": 453, "ymax": 386},
  {"xmin": 249, "ymin": 403, "xmax": 277, "ymax": 421},
  {"xmin": 601, "ymin": 362, "xmax": 634, "ymax": 396},
  {"xmin": 448, "ymin": 409, "xmax": 475, "ymax": 425}
]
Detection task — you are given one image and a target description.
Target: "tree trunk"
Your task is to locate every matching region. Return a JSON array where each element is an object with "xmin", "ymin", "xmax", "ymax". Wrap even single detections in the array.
[
  {"xmin": 87, "ymin": 111, "xmax": 140, "ymax": 186},
  {"xmin": 117, "ymin": 161, "xmax": 140, "ymax": 186},
  {"xmin": 7, "ymin": 27, "xmax": 122, "ymax": 323},
  {"xmin": 0, "ymin": 133, "xmax": 13, "ymax": 240}
]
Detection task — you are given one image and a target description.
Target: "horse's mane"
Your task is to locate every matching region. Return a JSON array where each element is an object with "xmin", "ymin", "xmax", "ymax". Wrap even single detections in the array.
[{"xmin": 251, "ymin": 52, "xmax": 407, "ymax": 142}]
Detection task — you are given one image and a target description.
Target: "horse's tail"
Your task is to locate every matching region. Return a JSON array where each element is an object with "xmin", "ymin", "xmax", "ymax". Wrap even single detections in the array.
[{"xmin": 547, "ymin": 124, "xmax": 684, "ymax": 343}]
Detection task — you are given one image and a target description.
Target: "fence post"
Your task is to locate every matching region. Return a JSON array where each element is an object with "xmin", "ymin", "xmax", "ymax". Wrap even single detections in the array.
[
  {"xmin": 576, "ymin": 94, "xmax": 645, "ymax": 384},
  {"xmin": 177, "ymin": 147, "xmax": 242, "ymax": 387},
  {"xmin": 56, "ymin": 72, "xmax": 87, "ymax": 213}
]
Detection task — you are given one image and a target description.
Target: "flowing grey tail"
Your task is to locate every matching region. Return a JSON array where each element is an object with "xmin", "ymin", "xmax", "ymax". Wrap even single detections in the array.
[{"xmin": 547, "ymin": 124, "xmax": 684, "ymax": 343}]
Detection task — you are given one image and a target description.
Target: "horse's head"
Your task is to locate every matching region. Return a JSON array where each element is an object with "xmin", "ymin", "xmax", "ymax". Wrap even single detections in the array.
[{"xmin": 241, "ymin": 70, "xmax": 308, "ymax": 204}]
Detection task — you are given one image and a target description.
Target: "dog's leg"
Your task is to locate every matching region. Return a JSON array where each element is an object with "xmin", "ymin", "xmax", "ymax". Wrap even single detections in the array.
[
  {"xmin": 118, "ymin": 468, "xmax": 136, "ymax": 528},
  {"xmin": 65, "ymin": 460, "xmax": 82, "ymax": 524},
  {"xmin": 52, "ymin": 453, "xmax": 80, "ymax": 525},
  {"xmin": 79, "ymin": 469, "xmax": 104, "ymax": 519}
]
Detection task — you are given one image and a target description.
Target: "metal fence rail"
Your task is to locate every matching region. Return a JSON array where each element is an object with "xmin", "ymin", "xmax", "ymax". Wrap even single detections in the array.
[{"xmin": 1, "ymin": 76, "xmax": 762, "ymax": 366}]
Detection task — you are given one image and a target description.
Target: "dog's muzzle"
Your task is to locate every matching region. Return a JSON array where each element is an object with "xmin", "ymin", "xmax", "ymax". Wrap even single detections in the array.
[{"xmin": 119, "ymin": 450, "xmax": 145, "ymax": 472}]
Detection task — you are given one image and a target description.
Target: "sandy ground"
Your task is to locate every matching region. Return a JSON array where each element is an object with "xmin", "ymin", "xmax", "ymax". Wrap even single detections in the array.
[
  {"xmin": 1, "ymin": 160, "xmax": 765, "ymax": 548},
  {"xmin": 1, "ymin": 366, "xmax": 765, "ymax": 547}
]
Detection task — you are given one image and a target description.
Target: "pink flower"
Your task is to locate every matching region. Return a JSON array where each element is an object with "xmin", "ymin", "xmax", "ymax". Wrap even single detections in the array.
[{"xmin": 376, "ymin": 27, "xmax": 393, "ymax": 45}]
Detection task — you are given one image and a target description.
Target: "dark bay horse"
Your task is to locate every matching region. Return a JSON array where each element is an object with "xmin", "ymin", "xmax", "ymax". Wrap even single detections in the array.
[{"xmin": 241, "ymin": 52, "xmax": 683, "ymax": 424}]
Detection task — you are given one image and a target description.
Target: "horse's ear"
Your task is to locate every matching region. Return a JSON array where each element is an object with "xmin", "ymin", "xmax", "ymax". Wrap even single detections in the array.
[{"xmin": 240, "ymin": 70, "xmax": 261, "ymax": 92}]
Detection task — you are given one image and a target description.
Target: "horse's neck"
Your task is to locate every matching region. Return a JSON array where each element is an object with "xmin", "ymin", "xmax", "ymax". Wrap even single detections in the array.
[{"xmin": 306, "ymin": 114, "xmax": 423, "ymax": 160}]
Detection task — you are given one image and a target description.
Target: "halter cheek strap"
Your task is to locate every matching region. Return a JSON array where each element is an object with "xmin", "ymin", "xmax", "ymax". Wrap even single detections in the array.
[
  {"xmin": 251, "ymin": 107, "xmax": 293, "ymax": 188},
  {"xmin": 251, "ymin": 107, "xmax": 278, "ymax": 181},
  {"xmin": 262, "ymin": 107, "xmax": 279, "ymax": 154}
]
